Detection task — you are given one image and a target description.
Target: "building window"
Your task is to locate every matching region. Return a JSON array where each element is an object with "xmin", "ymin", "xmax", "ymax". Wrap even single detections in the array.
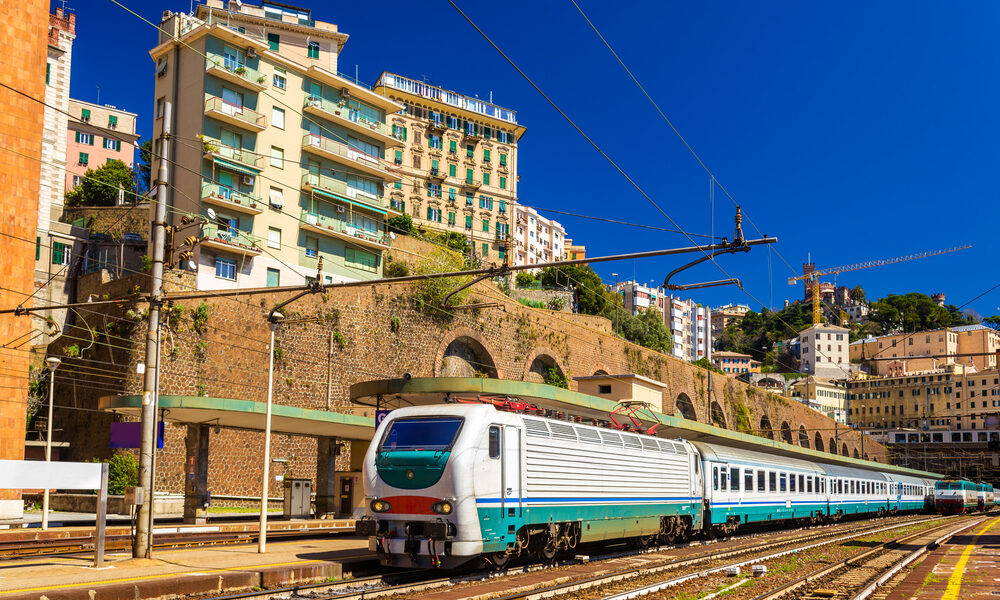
[
  {"xmin": 75, "ymin": 131, "xmax": 93, "ymax": 145},
  {"xmin": 394, "ymin": 150, "xmax": 402, "ymax": 165},
  {"xmin": 102, "ymin": 138, "xmax": 120, "ymax": 151},
  {"xmin": 449, "ymin": 163, "xmax": 457, "ymax": 177},
  {"xmin": 483, "ymin": 149, "xmax": 491, "ymax": 162},
  {"xmin": 72, "ymin": 175, "xmax": 82, "ymax": 188},
  {"xmin": 81, "ymin": 108, "xmax": 91, "ymax": 122},
  {"xmin": 272, "ymin": 107, "xmax": 285, "ymax": 129},
  {"xmin": 498, "ymin": 199, "xmax": 506, "ymax": 213},
  {"xmin": 307, "ymin": 41, "xmax": 319, "ymax": 59},
  {"xmin": 267, "ymin": 33, "xmax": 280, "ymax": 51},
  {"xmin": 215, "ymin": 257, "xmax": 236, "ymax": 280},
  {"xmin": 267, "ymin": 227, "xmax": 281, "ymax": 249},
  {"xmin": 483, "ymin": 172, "xmax": 490, "ymax": 186},
  {"xmin": 305, "ymin": 236, "xmax": 319, "ymax": 258},
  {"xmin": 78, "ymin": 152, "xmax": 89, "ymax": 166},
  {"xmin": 266, "ymin": 267, "xmax": 280, "ymax": 287},
  {"xmin": 465, "ymin": 215, "xmax": 472, "ymax": 229},
  {"xmin": 270, "ymin": 146, "xmax": 284, "ymax": 168},
  {"xmin": 109, "ymin": 115, "xmax": 118, "ymax": 128},
  {"xmin": 598, "ymin": 384, "xmax": 612, "ymax": 394},
  {"xmin": 346, "ymin": 247, "xmax": 378, "ymax": 272},
  {"xmin": 429, "ymin": 135, "xmax": 442, "ymax": 149},
  {"xmin": 482, "ymin": 218, "xmax": 490, "ymax": 233},
  {"xmin": 500, "ymin": 176, "xmax": 506, "ymax": 190},
  {"xmin": 449, "ymin": 140, "xmax": 457, "ymax": 153},
  {"xmin": 390, "ymin": 198, "xmax": 405, "ymax": 212},
  {"xmin": 481, "ymin": 243, "xmax": 489, "ymax": 256},
  {"xmin": 46, "ymin": 63, "xmax": 50, "ymax": 85},
  {"xmin": 466, "ymin": 144, "xmax": 474, "ymax": 158},
  {"xmin": 427, "ymin": 207, "xmax": 441, "ymax": 222},
  {"xmin": 447, "ymin": 211, "xmax": 456, "ymax": 226},
  {"xmin": 273, "ymin": 67, "xmax": 286, "ymax": 90},
  {"xmin": 156, "ymin": 97, "xmax": 164, "ymax": 118},
  {"xmin": 392, "ymin": 125, "xmax": 407, "ymax": 141},
  {"xmin": 51, "ymin": 241, "xmax": 70, "ymax": 265},
  {"xmin": 500, "ymin": 153, "xmax": 507, "ymax": 166}
]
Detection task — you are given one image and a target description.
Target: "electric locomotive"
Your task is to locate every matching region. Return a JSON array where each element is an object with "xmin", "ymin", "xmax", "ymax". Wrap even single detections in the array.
[{"xmin": 934, "ymin": 479, "xmax": 978, "ymax": 514}]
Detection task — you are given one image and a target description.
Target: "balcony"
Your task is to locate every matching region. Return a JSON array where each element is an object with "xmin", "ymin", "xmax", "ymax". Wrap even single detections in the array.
[
  {"xmin": 427, "ymin": 119, "xmax": 447, "ymax": 133},
  {"xmin": 428, "ymin": 167, "xmax": 447, "ymax": 181},
  {"xmin": 462, "ymin": 177, "xmax": 481, "ymax": 190},
  {"xmin": 198, "ymin": 223, "xmax": 263, "ymax": 257},
  {"xmin": 300, "ymin": 210, "xmax": 391, "ymax": 251},
  {"xmin": 463, "ymin": 127, "xmax": 481, "ymax": 141},
  {"xmin": 204, "ymin": 97, "xmax": 266, "ymax": 132},
  {"xmin": 302, "ymin": 96, "xmax": 398, "ymax": 147},
  {"xmin": 300, "ymin": 134, "xmax": 396, "ymax": 182},
  {"xmin": 200, "ymin": 181, "xmax": 264, "ymax": 215},
  {"xmin": 205, "ymin": 58, "xmax": 269, "ymax": 92},
  {"xmin": 202, "ymin": 137, "xmax": 266, "ymax": 171},
  {"xmin": 300, "ymin": 172, "xmax": 387, "ymax": 214}
]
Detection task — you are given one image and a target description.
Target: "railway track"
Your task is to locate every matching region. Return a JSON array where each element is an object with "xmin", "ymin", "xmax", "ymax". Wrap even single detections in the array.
[{"xmin": 0, "ymin": 526, "xmax": 349, "ymax": 559}]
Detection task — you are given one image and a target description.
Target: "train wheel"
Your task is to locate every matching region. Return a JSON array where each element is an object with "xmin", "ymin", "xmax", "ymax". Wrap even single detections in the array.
[
  {"xmin": 487, "ymin": 552, "xmax": 511, "ymax": 570},
  {"xmin": 536, "ymin": 542, "xmax": 557, "ymax": 563}
]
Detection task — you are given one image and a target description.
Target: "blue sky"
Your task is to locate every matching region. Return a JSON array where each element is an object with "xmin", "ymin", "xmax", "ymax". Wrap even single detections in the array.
[{"xmin": 67, "ymin": 1, "xmax": 999, "ymax": 317}]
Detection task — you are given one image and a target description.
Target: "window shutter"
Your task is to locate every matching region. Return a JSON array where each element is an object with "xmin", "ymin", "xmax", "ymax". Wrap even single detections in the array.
[
  {"xmin": 52, "ymin": 242, "xmax": 64, "ymax": 265},
  {"xmin": 75, "ymin": 131, "xmax": 81, "ymax": 143},
  {"xmin": 449, "ymin": 140, "xmax": 456, "ymax": 152},
  {"xmin": 89, "ymin": 135, "xmax": 94, "ymax": 146},
  {"xmin": 403, "ymin": 127, "xmax": 407, "ymax": 141},
  {"xmin": 427, "ymin": 207, "xmax": 433, "ymax": 220}
]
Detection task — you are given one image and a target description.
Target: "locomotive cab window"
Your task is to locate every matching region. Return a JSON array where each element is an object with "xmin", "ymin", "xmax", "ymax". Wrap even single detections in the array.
[
  {"xmin": 380, "ymin": 417, "xmax": 464, "ymax": 451},
  {"xmin": 488, "ymin": 425, "xmax": 501, "ymax": 459}
]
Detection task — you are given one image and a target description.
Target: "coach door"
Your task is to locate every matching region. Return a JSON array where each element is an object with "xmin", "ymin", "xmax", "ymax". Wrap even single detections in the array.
[{"xmin": 501, "ymin": 426, "xmax": 522, "ymax": 519}]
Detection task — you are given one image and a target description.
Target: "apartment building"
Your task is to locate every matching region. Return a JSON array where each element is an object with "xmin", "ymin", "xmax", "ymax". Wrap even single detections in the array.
[
  {"xmin": 512, "ymin": 206, "xmax": 565, "ymax": 268},
  {"xmin": 849, "ymin": 324, "xmax": 999, "ymax": 376},
  {"xmin": 845, "ymin": 365, "xmax": 1000, "ymax": 432},
  {"xmin": 66, "ymin": 99, "xmax": 139, "ymax": 191},
  {"xmin": 613, "ymin": 281, "xmax": 711, "ymax": 362},
  {"xmin": 563, "ymin": 238, "xmax": 585, "ymax": 261},
  {"xmin": 710, "ymin": 303, "xmax": 749, "ymax": 337},
  {"xmin": 372, "ymin": 72, "xmax": 526, "ymax": 265},
  {"xmin": 152, "ymin": 1, "xmax": 402, "ymax": 290},
  {"xmin": 797, "ymin": 323, "xmax": 850, "ymax": 378},
  {"xmin": 711, "ymin": 351, "xmax": 760, "ymax": 376},
  {"xmin": 789, "ymin": 376, "xmax": 847, "ymax": 423}
]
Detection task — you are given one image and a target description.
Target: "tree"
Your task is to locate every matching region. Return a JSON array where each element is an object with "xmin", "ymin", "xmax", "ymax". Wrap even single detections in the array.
[
  {"xmin": 64, "ymin": 159, "xmax": 134, "ymax": 207},
  {"xmin": 540, "ymin": 264, "xmax": 607, "ymax": 315},
  {"xmin": 692, "ymin": 357, "xmax": 724, "ymax": 375},
  {"xmin": 515, "ymin": 272, "xmax": 537, "ymax": 287},
  {"xmin": 984, "ymin": 316, "xmax": 1000, "ymax": 331},
  {"xmin": 869, "ymin": 293, "xmax": 957, "ymax": 333},
  {"xmin": 387, "ymin": 213, "xmax": 413, "ymax": 234},
  {"xmin": 849, "ymin": 285, "xmax": 867, "ymax": 304},
  {"xmin": 135, "ymin": 139, "xmax": 152, "ymax": 195}
]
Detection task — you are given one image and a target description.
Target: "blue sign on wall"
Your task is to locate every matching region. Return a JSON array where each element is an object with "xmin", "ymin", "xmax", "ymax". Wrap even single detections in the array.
[
  {"xmin": 109, "ymin": 422, "xmax": 164, "ymax": 449},
  {"xmin": 375, "ymin": 410, "xmax": 391, "ymax": 427}
]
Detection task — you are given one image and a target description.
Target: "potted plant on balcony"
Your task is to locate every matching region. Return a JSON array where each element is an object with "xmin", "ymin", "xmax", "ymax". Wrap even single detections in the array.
[
  {"xmin": 257, "ymin": 74, "xmax": 267, "ymax": 84},
  {"xmin": 234, "ymin": 66, "xmax": 247, "ymax": 76}
]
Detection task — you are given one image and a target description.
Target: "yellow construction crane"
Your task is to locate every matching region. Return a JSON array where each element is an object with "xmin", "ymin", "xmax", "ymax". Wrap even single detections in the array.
[{"xmin": 788, "ymin": 245, "xmax": 972, "ymax": 325}]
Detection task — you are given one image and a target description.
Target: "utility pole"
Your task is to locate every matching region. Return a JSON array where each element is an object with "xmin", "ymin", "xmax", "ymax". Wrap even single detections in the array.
[{"xmin": 135, "ymin": 101, "xmax": 171, "ymax": 558}]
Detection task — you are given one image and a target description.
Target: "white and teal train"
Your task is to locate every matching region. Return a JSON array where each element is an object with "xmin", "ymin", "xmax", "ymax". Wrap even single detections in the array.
[{"xmin": 355, "ymin": 403, "xmax": 937, "ymax": 569}]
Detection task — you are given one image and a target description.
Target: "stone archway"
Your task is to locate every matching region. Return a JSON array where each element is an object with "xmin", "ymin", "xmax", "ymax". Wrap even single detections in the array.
[
  {"xmin": 759, "ymin": 415, "xmax": 774, "ymax": 440},
  {"xmin": 523, "ymin": 347, "xmax": 567, "ymax": 387},
  {"xmin": 842, "ymin": 443, "xmax": 850, "ymax": 457},
  {"xmin": 780, "ymin": 422, "xmax": 793, "ymax": 444},
  {"xmin": 435, "ymin": 328, "xmax": 500, "ymax": 378},
  {"xmin": 814, "ymin": 432, "xmax": 825, "ymax": 452},
  {"xmin": 676, "ymin": 393, "xmax": 697, "ymax": 421},
  {"xmin": 710, "ymin": 401, "xmax": 727, "ymax": 429},
  {"xmin": 852, "ymin": 448, "xmax": 860, "ymax": 459},
  {"xmin": 798, "ymin": 425, "xmax": 810, "ymax": 448},
  {"xmin": 829, "ymin": 437, "xmax": 838, "ymax": 455},
  {"xmin": 590, "ymin": 362, "xmax": 612, "ymax": 377}
]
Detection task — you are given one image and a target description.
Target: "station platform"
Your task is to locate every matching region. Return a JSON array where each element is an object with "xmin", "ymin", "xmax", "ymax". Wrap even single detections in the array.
[
  {"xmin": 0, "ymin": 534, "xmax": 372, "ymax": 600},
  {"xmin": 887, "ymin": 515, "xmax": 1000, "ymax": 600}
]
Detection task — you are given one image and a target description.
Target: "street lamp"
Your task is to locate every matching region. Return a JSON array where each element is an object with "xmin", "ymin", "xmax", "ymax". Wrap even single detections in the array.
[
  {"xmin": 42, "ymin": 357, "xmax": 61, "ymax": 531},
  {"xmin": 258, "ymin": 311, "xmax": 284, "ymax": 553}
]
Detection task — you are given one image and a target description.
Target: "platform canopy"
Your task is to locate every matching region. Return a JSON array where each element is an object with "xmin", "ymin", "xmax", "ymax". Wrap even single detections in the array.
[
  {"xmin": 99, "ymin": 395, "xmax": 375, "ymax": 440},
  {"xmin": 350, "ymin": 377, "xmax": 941, "ymax": 480}
]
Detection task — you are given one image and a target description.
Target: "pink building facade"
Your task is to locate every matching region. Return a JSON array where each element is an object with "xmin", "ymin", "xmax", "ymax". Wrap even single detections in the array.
[{"xmin": 65, "ymin": 99, "xmax": 139, "ymax": 192}]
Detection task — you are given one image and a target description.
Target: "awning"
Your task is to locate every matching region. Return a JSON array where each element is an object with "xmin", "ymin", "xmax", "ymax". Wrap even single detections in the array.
[
  {"xmin": 214, "ymin": 157, "xmax": 260, "ymax": 175},
  {"xmin": 269, "ymin": 188, "xmax": 284, "ymax": 208},
  {"xmin": 310, "ymin": 186, "xmax": 387, "ymax": 216}
]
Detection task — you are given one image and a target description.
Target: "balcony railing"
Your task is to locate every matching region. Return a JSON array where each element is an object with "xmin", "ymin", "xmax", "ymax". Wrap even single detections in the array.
[
  {"xmin": 201, "ymin": 137, "xmax": 266, "ymax": 169},
  {"xmin": 204, "ymin": 96, "xmax": 266, "ymax": 131},
  {"xmin": 301, "ymin": 172, "xmax": 384, "ymax": 211},
  {"xmin": 300, "ymin": 134, "xmax": 393, "ymax": 180},
  {"xmin": 303, "ymin": 95, "xmax": 389, "ymax": 137},
  {"xmin": 199, "ymin": 223, "xmax": 263, "ymax": 254},
  {"xmin": 200, "ymin": 181, "xmax": 263, "ymax": 213},
  {"xmin": 204, "ymin": 58, "xmax": 269, "ymax": 91},
  {"xmin": 300, "ymin": 210, "xmax": 391, "ymax": 248}
]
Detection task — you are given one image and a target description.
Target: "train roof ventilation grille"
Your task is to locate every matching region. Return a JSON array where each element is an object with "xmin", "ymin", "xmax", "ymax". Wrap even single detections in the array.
[
  {"xmin": 522, "ymin": 418, "xmax": 550, "ymax": 439},
  {"xmin": 549, "ymin": 422, "xmax": 578, "ymax": 442}
]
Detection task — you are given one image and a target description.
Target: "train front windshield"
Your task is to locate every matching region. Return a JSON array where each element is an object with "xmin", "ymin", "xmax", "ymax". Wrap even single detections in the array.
[{"xmin": 380, "ymin": 417, "xmax": 463, "ymax": 452}]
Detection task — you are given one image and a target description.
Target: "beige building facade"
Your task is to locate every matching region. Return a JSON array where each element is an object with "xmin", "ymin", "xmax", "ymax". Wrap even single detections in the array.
[
  {"xmin": 789, "ymin": 376, "xmax": 847, "ymax": 423},
  {"xmin": 850, "ymin": 325, "xmax": 998, "ymax": 376},
  {"xmin": 513, "ymin": 205, "xmax": 565, "ymax": 268},
  {"xmin": 711, "ymin": 351, "xmax": 760, "ymax": 376},
  {"xmin": 710, "ymin": 303, "xmax": 749, "ymax": 338},
  {"xmin": 563, "ymin": 238, "xmax": 585, "ymax": 260},
  {"xmin": 574, "ymin": 373, "xmax": 669, "ymax": 413},
  {"xmin": 152, "ymin": 1, "xmax": 403, "ymax": 290},
  {"xmin": 373, "ymin": 72, "xmax": 525, "ymax": 265},
  {"xmin": 798, "ymin": 323, "xmax": 850, "ymax": 378}
]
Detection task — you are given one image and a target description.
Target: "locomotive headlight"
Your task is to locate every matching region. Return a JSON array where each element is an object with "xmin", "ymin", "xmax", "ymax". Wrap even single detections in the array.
[
  {"xmin": 405, "ymin": 469, "xmax": 415, "ymax": 480},
  {"xmin": 370, "ymin": 499, "xmax": 391, "ymax": 513},
  {"xmin": 431, "ymin": 501, "xmax": 453, "ymax": 514}
]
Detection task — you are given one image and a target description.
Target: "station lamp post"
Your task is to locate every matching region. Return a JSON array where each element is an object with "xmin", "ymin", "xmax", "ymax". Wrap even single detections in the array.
[
  {"xmin": 258, "ymin": 311, "xmax": 284, "ymax": 553},
  {"xmin": 42, "ymin": 357, "xmax": 61, "ymax": 530}
]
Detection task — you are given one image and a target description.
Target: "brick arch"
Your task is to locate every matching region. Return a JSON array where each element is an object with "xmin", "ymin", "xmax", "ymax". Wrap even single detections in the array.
[
  {"xmin": 759, "ymin": 414, "xmax": 774, "ymax": 440},
  {"xmin": 852, "ymin": 448, "xmax": 860, "ymax": 459},
  {"xmin": 523, "ymin": 347, "xmax": 568, "ymax": 385},
  {"xmin": 814, "ymin": 432, "xmax": 825, "ymax": 452},
  {"xmin": 710, "ymin": 401, "xmax": 727, "ymax": 429},
  {"xmin": 590, "ymin": 362, "xmax": 612, "ymax": 377},
  {"xmin": 675, "ymin": 393, "xmax": 697, "ymax": 421},
  {"xmin": 798, "ymin": 425, "xmax": 810, "ymax": 448},
  {"xmin": 780, "ymin": 421, "xmax": 793, "ymax": 444},
  {"xmin": 842, "ymin": 443, "xmax": 850, "ymax": 457},
  {"xmin": 434, "ymin": 327, "xmax": 503, "ymax": 379},
  {"xmin": 829, "ymin": 437, "xmax": 838, "ymax": 455}
]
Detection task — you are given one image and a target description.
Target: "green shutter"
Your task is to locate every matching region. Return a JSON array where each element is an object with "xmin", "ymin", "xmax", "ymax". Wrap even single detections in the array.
[
  {"xmin": 481, "ymin": 243, "xmax": 488, "ymax": 256},
  {"xmin": 466, "ymin": 144, "xmax": 473, "ymax": 157},
  {"xmin": 403, "ymin": 127, "xmax": 408, "ymax": 141},
  {"xmin": 267, "ymin": 33, "xmax": 280, "ymax": 51},
  {"xmin": 448, "ymin": 211, "xmax": 455, "ymax": 225},
  {"xmin": 484, "ymin": 149, "xmax": 491, "ymax": 161},
  {"xmin": 483, "ymin": 172, "xmax": 490, "ymax": 186},
  {"xmin": 500, "ymin": 153, "xmax": 507, "ymax": 165},
  {"xmin": 46, "ymin": 63, "xmax": 50, "ymax": 85},
  {"xmin": 500, "ymin": 176, "xmax": 506, "ymax": 189},
  {"xmin": 482, "ymin": 219, "xmax": 489, "ymax": 233},
  {"xmin": 427, "ymin": 207, "xmax": 433, "ymax": 220},
  {"xmin": 432, "ymin": 159, "xmax": 439, "ymax": 170},
  {"xmin": 465, "ymin": 215, "xmax": 472, "ymax": 228},
  {"xmin": 109, "ymin": 115, "xmax": 118, "ymax": 127},
  {"xmin": 449, "ymin": 140, "xmax": 456, "ymax": 153},
  {"xmin": 74, "ymin": 131, "xmax": 81, "ymax": 143},
  {"xmin": 466, "ymin": 168, "xmax": 473, "ymax": 182},
  {"xmin": 35, "ymin": 237, "xmax": 40, "ymax": 260},
  {"xmin": 394, "ymin": 180, "xmax": 402, "ymax": 189},
  {"xmin": 81, "ymin": 108, "xmax": 90, "ymax": 121},
  {"xmin": 394, "ymin": 150, "xmax": 402, "ymax": 163},
  {"xmin": 449, "ymin": 164, "xmax": 456, "ymax": 177},
  {"xmin": 89, "ymin": 135, "xmax": 94, "ymax": 146},
  {"xmin": 52, "ymin": 242, "xmax": 65, "ymax": 265}
]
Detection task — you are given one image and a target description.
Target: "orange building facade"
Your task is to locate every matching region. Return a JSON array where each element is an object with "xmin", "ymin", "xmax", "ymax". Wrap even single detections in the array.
[{"xmin": 0, "ymin": 2, "xmax": 49, "ymax": 518}]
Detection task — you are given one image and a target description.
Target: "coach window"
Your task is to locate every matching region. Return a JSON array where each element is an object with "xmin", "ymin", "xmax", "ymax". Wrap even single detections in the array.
[
  {"xmin": 731, "ymin": 467, "xmax": 740, "ymax": 492},
  {"xmin": 488, "ymin": 426, "xmax": 501, "ymax": 458},
  {"xmin": 807, "ymin": 477, "xmax": 813, "ymax": 494},
  {"xmin": 720, "ymin": 467, "xmax": 728, "ymax": 491},
  {"xmin": 713, "ymin": 466, "xmax": 719, "ymax": 491},
  {"xmin": 780, "ymin": 473, "xmax": 787, "ymax": 492},
  {"xmin": 790, "ymin": 473, "xmax": 796, "ymax": 493},
  {"xmin": 769, "ymin": 471, "xmax": 777, "ymax": 492},
  {"xmin": 758, "ymin": 471, "xmax": 765, "ymax": 492},
  {"xmin": 799, "ymin": 474, "xmax": 805, "ymax": 492},
  {"xmin": 745, "ymin": 470, "xmax": 754, "ymax": 493}
]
